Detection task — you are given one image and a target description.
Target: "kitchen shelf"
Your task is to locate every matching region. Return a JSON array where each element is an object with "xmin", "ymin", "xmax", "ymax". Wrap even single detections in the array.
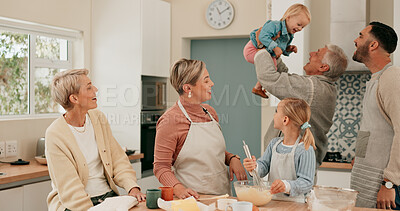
[{"xmin": 320, "ymin": 162, "xmax": 352, "ymax": 170}]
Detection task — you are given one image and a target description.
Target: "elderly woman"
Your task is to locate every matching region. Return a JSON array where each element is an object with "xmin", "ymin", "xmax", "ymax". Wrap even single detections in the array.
[
  {"xmin": 154, "ymin": 59, "xmax": 247, "ymax": 199},
  {"xmin": 45, "ymin": 69, "xmax": 145, "ymax": 211}
]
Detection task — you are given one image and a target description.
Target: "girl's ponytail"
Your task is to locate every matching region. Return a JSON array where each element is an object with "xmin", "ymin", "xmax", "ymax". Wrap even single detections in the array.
[
  {"xmin": 281, "ymin": 98, "xmax": 316, "ymax": 150},
  {"xmin": 301, "ymin": 126, "xmax": 316, "ymax": 150}
]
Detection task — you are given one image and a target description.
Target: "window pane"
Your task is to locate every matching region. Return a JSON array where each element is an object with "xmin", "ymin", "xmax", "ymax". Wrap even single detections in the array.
[
  {"xmin": 0, "ymin": 31, "xmax": 29, "ymax": 115},
  {"xmin": 34, "ymin": 68, "xmax": 65, "ymax": 114},
  {"xmin": 35, "ymin": 36, "xmax": 68, "ymax": 61}
]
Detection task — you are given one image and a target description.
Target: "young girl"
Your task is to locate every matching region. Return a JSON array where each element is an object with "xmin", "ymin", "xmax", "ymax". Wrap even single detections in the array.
[
  {"xmin": 243, "ymin": 98, "xmax": 316, "ymax": 202},
  {"xmin": 243, "ymin": 4, "xmax": 311, "ymax": 98}
]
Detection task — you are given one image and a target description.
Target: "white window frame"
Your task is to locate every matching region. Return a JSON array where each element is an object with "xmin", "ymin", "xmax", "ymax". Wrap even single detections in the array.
[{"xmin": 0, "ymin": 17, "xmax": 82, "ymax": 120}]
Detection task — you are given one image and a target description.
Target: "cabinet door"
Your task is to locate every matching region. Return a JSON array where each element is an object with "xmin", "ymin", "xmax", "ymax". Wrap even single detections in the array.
[
  {"xmin": 23, "ymin": 180, "xmax": 52, "ymax": 211},
  {"xmin": 141, "ymin": 0, "xmax": 171, "ymax": 77},
  {"xmin": 0, "ymin": 186, "xmax": 23, "ymax": 211}
]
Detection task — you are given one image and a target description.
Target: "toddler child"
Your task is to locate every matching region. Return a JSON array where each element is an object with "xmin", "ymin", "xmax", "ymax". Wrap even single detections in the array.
[
  {"xmin": 243, "ymin": 4, "xmax": 311, "ymax": 98},
  {"xmin": 243, "ymin": 98, "xmax": 316, "ymax": 202}
]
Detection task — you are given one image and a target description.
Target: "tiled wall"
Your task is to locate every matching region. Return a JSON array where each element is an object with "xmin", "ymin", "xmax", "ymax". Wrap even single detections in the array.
[{"xmin": 327, "ymin": 73, "xmax": 371, "ymax": 161}]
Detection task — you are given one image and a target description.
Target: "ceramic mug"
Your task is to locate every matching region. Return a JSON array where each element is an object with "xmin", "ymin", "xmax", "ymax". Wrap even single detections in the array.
[
  {"xmin": 217, "ymin": 198, "xmax": 237, "ymax": 210},
  {"xmin": 225, "ymin": 201, "xmax": 253, "ymax": 211},
  {"xmin": 146, "ymin": 189, "xmax": 161, "ymax": 209},
  {"xmin": 159, "ymin": 186, "xmax": 174, "ymax": 201}
]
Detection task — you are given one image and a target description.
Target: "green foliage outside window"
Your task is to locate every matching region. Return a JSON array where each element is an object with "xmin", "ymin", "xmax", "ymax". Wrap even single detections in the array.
[
  {"xmin": 0, "ymin": 32, "xmax": 29, "ymax": 115},
  {"xmin": 1, "ymin": 31, "xmax": 65, "ymax": 115}
]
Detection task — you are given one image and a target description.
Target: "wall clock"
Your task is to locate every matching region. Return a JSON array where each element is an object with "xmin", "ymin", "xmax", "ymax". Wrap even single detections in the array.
[{"xmin": 206, "ymin": 0, "xmax": 235, "ymax": 29}]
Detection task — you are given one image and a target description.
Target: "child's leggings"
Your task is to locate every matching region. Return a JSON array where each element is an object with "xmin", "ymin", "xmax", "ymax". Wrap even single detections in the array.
[{"xmin": 243, "ymin": 40, "xmax": 277, "ymax": 67}]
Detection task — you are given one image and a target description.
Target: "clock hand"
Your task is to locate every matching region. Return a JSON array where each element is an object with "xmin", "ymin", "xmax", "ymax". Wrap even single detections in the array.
[
  {"xmin": 216, "ymin": 7, "xmax": 221, "ymax": 14},
  {"xmin": 220, "ymin": 6, "xmax": 230, "ymax": 14}
]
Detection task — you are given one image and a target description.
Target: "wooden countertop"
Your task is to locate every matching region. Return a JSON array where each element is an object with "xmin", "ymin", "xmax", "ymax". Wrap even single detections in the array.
[
  {"xmin": 0, "ymin": 153, "xmax": 144, "ymax": 185},
  {"xmin": 130, "ymin": 195, "xmax": 383, "ymax": 210},
  {"xmin": 320, "ymin": 162, "xmax": 353, "ymax": 170}
]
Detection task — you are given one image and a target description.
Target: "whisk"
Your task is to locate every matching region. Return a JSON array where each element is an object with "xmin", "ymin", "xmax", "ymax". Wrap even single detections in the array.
[{"xmin": 242, "ymin": 140, "xmax": 268, "ymax": 190}]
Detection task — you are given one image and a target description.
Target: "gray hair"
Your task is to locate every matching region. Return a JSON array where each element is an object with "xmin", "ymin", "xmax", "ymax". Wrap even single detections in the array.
[
  {"xmin": 322, "ymin": 44, "xmax": 348, "ymax": 81},
  {"xmin": 51, "ymin": 69, "xmax": 89, "ymax": 110}
]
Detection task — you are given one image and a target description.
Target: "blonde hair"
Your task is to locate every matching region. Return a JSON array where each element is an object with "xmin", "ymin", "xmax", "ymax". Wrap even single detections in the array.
[
  {"xmin": 280, "ymin": 98, "xmax": 316, "ymax": 150},
  {"xmin": 281, "ymin": 3, "xmax": 311, "ymax": 22},
  {"xmin": 51, "ymin": 69, "xmax": 89, "ymax": 110},
  {"xmin": 170, "ymin": 58, "xmax": 205, "ymax": 95}
]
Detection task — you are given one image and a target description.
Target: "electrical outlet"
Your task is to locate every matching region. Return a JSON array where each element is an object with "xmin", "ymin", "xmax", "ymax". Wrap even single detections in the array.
[
  {"xmin": 6, "ymin": 140, "xmax": 17, "ymax": 157},
  {"xmin": 0, "ymin": 141, "xmax": 5, "ymax": 159}
]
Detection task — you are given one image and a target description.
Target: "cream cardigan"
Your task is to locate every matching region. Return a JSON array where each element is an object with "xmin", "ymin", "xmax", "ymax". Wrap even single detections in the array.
[{"xmin": 45, "ymin": 109, "xmax": 140, "ymax": 211}]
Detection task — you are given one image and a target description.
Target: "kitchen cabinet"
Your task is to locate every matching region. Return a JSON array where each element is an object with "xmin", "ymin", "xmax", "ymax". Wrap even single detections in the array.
[
  {"xmin": 23, "ymin": 180, "xmax": 52, "ymax": 211},
  {"xmin": 0, "ymin": 186, "xmax": 23, "ymax": 211},
  {"xmin": 141, "ymin": 0, "xmax": 171, "ymax": 77},
  {"xmin": 331, "ymin": 0, "xmax": 368, "ymax": 71},
  {"xmin": 92, "ymin": 0, "xmax": 142, "ymax": 151},
  {"xmin": 0, "ymin": 180, "xmax": 51, "ymax": 211}
]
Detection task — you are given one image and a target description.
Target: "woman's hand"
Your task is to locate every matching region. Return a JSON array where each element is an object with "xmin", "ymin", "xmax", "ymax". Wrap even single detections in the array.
[
  {"xmin": 129, "ymin": 187, "xmax": 146, "ymax": 202},
  {"xmin": 243, "ymin": 156, "xmax": 257, "ymax": 172},
  {"xmin": 173, "ymin": 183, "xmax": 199, "ymax": 199},
  {"xmin": 270, "ymin": 180, "xmax": 285, "ymax": 194},
  {"xmin": 229, "ymin": 157, "xmax": 247, "ymax": 181}
]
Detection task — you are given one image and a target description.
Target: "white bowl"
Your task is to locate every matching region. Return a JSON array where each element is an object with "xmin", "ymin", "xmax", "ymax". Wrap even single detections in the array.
[{"xmin": 35, "ymin": 156, "xmax": 47, "ymax": 165}]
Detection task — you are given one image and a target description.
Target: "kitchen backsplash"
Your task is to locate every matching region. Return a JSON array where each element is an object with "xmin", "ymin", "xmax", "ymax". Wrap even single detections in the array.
[{"xmin": 326, "ymin": 72, "xmax": 371, "ymax": 161}]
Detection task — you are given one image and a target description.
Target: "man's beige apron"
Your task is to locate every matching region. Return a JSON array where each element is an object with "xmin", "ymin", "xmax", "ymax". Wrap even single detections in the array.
[
  {"xmin": 269, "ymin": 137, "xmax": 306, "ymax": 203},
  {"xmin": 173, "ymin": 100, "xmax": 230, "ymax": 195},
  {"xmin": 351, "ymin": 65, "xmax": 394, "ymax": 208}
]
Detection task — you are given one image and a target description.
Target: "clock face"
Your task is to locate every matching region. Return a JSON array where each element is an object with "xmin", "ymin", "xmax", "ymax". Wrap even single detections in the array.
[{"xmin": 206, "ymin": 0, "xmax": 234, "ymax": 29}]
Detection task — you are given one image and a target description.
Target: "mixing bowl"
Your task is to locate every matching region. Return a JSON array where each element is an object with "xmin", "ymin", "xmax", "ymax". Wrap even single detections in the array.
[
  {"xmin": 307, "ymin": 186, "xmax": 358, "ymax": 211},
  {"xmin": 233, "ymin": 180, "xmax": 272, "ymax": 206}
]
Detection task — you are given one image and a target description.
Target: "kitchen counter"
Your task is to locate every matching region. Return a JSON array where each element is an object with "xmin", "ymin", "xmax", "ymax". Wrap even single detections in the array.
[
  {"xmin": 320, "ymin": 162, "xmax": 352, "ymax": 170},
  {"xmin": 0, "ymin": 153, "xmax": 144, "ymax": 189},
  {"xmin": 129, "ymin": 195, "xmax": 383, "ymax": 210}
]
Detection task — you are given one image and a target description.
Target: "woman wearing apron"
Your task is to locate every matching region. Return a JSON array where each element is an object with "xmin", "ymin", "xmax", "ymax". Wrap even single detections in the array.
[
  {"xmin": 243, "ymin": 98, "xmax": 316, "ymax": 202},
  {"xmin": 154, "ymin": 58, "xmax": 247, "ymax": 199}
]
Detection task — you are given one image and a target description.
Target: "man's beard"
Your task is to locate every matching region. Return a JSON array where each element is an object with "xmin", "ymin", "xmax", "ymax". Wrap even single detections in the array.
[{"xmin": 352, "ymin": 43, "xmax": 369, "ymax": 63}]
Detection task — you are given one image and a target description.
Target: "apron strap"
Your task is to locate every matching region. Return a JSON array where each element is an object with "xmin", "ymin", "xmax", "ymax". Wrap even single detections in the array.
[
  {"xmin": 178, "ymin": 100, "xmax": 192, "ymax": 122},
  {"xmin": 272, "ymin": 135, "xmax": 301, "ymax": 153},
  {"xmin": 290, "ymin": 135, "xmax": 302, "ymax": 154},
  {"xmin": 272, "ymin": 137, "xmax": 283, "ymax": 152},
  {"xmin": 201, "ymin": 106, "xmax": 216, "ymax": 122}
]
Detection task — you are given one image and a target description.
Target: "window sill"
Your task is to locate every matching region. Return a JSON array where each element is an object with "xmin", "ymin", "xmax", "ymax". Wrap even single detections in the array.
[{"xmin": 0, "ymin": 113, "xmax": 60, "ymax": 121}]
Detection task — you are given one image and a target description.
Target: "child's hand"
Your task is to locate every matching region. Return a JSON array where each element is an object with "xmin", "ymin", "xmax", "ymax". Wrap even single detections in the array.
[
  {"xmin": 243, "ymin": 156, "xmax": 257, "ymax": 172},
  {"xmin": 270, "ymin": 179, "xmax": 286, "ymax": 194},
  {"xmin": 286, "ymin": 45, "xmax": 298, "ymax": 53},
  {"xmin": 273, "ymin": 47, "xmax": 283, "ymax": 58}
]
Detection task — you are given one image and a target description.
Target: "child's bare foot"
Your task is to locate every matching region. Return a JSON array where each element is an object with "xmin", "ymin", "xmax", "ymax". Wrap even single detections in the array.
[{"xmin": 252, "ymin": 88, "xmax": 268, "ymax": 98}]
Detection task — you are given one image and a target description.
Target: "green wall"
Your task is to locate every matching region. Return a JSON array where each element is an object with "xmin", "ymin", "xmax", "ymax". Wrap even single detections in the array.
[{"xmin": 191, "ymin": 38, "xmax": 261, "ymax": 160}]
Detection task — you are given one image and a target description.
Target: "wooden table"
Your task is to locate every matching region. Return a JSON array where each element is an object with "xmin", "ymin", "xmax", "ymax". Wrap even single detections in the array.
[{"xmin": 130, "ymin": 195, "xmax": 383, "ymax": 211}]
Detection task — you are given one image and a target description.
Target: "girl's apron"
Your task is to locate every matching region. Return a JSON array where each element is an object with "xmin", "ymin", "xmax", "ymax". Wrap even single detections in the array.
[
  {"xmin": 173, "ymin": 100, "xmax": 230, "ymax": 195},
  {"xmin": 268, "ymin": 137, "xmax": 306, "ymax": 203}
]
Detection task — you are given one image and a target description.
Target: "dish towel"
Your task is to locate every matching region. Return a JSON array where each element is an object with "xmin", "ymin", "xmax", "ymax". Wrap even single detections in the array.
[{"xmin": 88, "ymin": 195, "xmax": 138, "ymax": 211}]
